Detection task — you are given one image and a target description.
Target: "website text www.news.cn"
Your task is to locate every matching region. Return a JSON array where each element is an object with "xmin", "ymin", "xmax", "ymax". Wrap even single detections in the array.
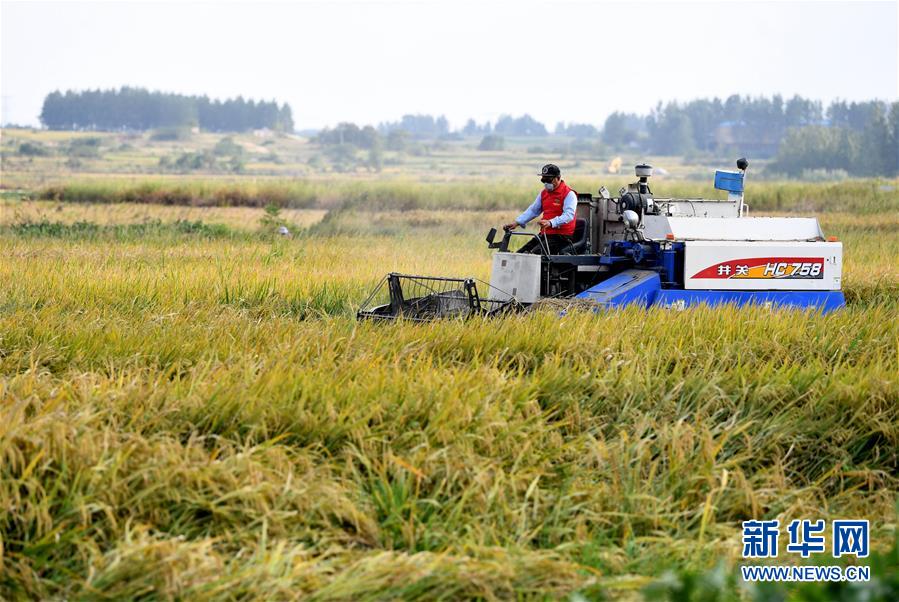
[{"xmin": 741, "ymin": 519, "xmax": 870, "ymax": 582}]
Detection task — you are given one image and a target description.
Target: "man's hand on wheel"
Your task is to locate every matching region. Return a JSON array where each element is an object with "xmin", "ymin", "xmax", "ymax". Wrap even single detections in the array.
[{"xmin": 503, "ymin": 222, "xmax": 519, "ymax": 231}]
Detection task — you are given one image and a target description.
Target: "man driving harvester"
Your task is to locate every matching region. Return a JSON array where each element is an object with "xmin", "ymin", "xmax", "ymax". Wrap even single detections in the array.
[{"xmin": 504, "ymin": 163, "xmax": 577, "ymax": 254}]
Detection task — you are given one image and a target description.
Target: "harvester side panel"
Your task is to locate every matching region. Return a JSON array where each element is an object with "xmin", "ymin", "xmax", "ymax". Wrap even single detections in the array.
[
  {"xmin": 652, "ymin": 198, "xmax": 742, "ymax": 218},
  {"xmin": 643, "ymin": 216, "xmax": 824, "ymax": 241},
  {"xmin": 575, "ymin": 269, "xmax": 660, "ymax": 308},
  {"xmin": 654, "ymin": 290, "xmax": 845, "ymax": 313},
  {"xmin": 489, "ymin": 253, "xmax": 541, "ymax": 303},
  {"xmin": 684, "ymin": 241, "xmax": 842, "ymax": 291}
]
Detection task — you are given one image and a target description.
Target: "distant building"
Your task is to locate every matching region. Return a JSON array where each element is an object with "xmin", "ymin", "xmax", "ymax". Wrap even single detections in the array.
[{"xmin": 714, "ymin": 121, "xmax": 780, "ymax": 158}]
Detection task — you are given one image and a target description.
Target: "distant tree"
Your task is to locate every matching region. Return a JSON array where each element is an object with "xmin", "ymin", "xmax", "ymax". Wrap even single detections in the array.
[
  {"xmin": 39, "ymin": 87, "xmax": 295, "ymax": 132},
  {"xmin": 602, "ymin": 112, "xmax": 638, "ymax": 148},
  {"xmin": 359, "ymin": 126, "xmax": 379, "ymax": 149},
  {"xmin": 857, "ymin": 104, "xmax": 892, "ymax": 176},
  {"xmin": 386, "ymin": 129, "xmax": 409, "ymax": 151},
  {"xmin": 723, "ymin": 95, "xmax": 743, "ymax": 122},
  {"xmin": 767, "ymin": 100, "xmax": 897, "ymax": 178},
  {"xmin": 784, "ymin": 95, "xmax": 823, "ymax": 127},
  {"xmin": 827, "ymin": 100, "xmax": 884, "ymax": 132},
  {"xmin": 39, "ymin": 91, "xmax": 66, "ymax": 129},
  {"xmin": 647, "ymin": 104, "xmax": 695, "ymax": 155},
  {"xmin": 436, "ymin": 116, "xmax": 449, "ymax": 137},
  {"xmin": 461, "ymin": 119, "xmax": 490, "ymax": 135},
  {"xmin": 368, "ymin": 138, "xmax": 384, "ymax": 172},
  {"xmin": 681, "ymin": 98, "xmax": 726, "ymax": 151},
  {"xmin": 378, "ymin": 114, "xmax": 450, "ymax": 138},
  {"xmin": 477, "ymin": 135, "xmax": 505, "ymax": 151},
  {"xmin": 556, "ymin": 122, "xmax": 599, "ymax": 139},
  {"xmin": 887, "ymin": 102, "xmax": 899, "ymax": 176},
  {"xmin": 316, "ymin": 122, "xmax": 358, "ymax": 146},
  {"xmin": 315, "ymin": 123, "xmax": 381, "ymax": 149},
  {"xmin": 493, "ymin": 114, "xmax": 547, "ymax": 137},
  {"xmin": 277, "ymin": 103, "xmax": 295, "ymax": 132},
  {"xmin": 769, "ymin": 126, "xmax": 860, "ymax": 176},
  {"xmin": 325, "ymin": 143, "xmax": 360, "ymax": 172}
]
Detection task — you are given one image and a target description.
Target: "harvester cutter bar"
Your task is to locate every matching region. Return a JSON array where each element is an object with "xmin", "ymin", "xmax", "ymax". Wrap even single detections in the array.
[{"xmin": 358, "ymin": 273, "xmax": 483, "ymax": 321}]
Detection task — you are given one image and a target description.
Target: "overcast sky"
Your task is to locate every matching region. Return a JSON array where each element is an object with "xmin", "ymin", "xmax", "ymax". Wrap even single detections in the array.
[{"xmin": 2, "ymin": 0, "xmax": 897, "ymax": 130}]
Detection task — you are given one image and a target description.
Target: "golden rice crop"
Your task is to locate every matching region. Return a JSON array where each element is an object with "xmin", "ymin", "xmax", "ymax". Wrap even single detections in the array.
[{"xmin": 0, "ymin": 202, "xmax": 897, "ymax": 600}]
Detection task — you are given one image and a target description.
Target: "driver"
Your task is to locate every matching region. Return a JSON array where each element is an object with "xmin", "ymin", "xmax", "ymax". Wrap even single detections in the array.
[{"xmin": 503, "ymin": 164, "xmax": 577, "ymax": 254}]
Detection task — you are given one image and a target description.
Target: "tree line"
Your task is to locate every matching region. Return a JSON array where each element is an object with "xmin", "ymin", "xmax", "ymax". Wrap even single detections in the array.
[
  {"xmin": 35, "ymin": 88, "xmax": 897, "ymax": 176},
  {"xmin": 316, "ymin": 97, "xmax": 898, "ymax": 177},
  {"xmin": 39, "ymin": 87, "xmax": 294, "ymax": 132}
]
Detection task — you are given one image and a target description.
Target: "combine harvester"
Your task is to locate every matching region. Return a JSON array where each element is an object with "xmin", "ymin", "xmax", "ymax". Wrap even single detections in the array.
[{"xmin": 358, "ymin": 159, "xmax": 845, "ymax": 321}]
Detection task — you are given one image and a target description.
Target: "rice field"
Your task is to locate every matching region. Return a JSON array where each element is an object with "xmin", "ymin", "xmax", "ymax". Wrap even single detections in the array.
[
  {"xmin": 0, "ymin": 126, "xmax": 696, "ymax": 185},
  {"xmin": 17, "ymin": 176, "xmax": 899, "ymax": 215},
  {"xmin": 1, "ymin": 193, "xmax": 898, "ymax": 600},
  {"xmin": 0, "ymin": 199, "xmax": 327, "ymax": 232}
]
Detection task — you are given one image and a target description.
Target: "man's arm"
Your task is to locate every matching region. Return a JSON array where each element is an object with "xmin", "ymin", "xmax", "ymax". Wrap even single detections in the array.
[
  {"xmin": 514, "ymin": 193, "xmax": 543, "ymax": 226},
  {"xmin": 549, "ymin": 191, "xmax": 577, "ymax": 228}
]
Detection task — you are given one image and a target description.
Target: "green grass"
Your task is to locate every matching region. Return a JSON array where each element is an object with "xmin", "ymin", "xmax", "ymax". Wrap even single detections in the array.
[
  {"xmin": 0, "ymin": 202, "xmax": 897, "ymax": 599},
  {"xmin": 4, "ymin": 218, "xmax": 234, "ymax": 239}
]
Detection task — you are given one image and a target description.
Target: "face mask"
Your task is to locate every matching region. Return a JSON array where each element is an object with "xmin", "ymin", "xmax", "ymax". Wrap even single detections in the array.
[{"xmin": 544, "ymin": 182, "xmax": 555, "ymax": 192}]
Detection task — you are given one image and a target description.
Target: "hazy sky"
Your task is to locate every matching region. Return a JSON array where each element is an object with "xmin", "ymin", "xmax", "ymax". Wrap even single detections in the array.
[{"xmin": 2, "ymin": 0, "xmax": 897, "ymax": 129}]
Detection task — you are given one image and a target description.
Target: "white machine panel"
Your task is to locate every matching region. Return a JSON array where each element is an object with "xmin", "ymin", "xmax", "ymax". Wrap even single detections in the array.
[
  {"xmin": 643, "ymin": 216, "xmax": 824, "ymax": 241},
  {"xmin": 684, "ymin": 241, "xmax": 842, "ymax": 291},
  {"xmin": 488, "ymin": 252, "xmax": 541, "ymax": 302},
  {"xmin": 653, "ymin": 198, "xmax": 742, "ymax": 218}
]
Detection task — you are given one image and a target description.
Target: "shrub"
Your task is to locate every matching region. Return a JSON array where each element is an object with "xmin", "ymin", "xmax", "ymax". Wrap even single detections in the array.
[
  {"xmin": 180, "ymin": 151, "xmax": 216, "ymax": 171},
  {"xmin": 227, "ymin": 156, "xmax": 245, "ymax": 173},
  {"xmin": 18, "ymin": 142, "xmax": 50, "ymax": 156},
  {"xmin": 67, "ymin": 137, "xmax": 102, "ymax": 158},
  {"xmin": 478, "ymin": 135, "xmax": 505, "ymax": 151},
  {"xmin": 150, "ymin": 127, "xmax": 191, "ymax": 141},
  {"xmin": 213, "ymin": 136, "xmax": 243, "ymax": 157}
]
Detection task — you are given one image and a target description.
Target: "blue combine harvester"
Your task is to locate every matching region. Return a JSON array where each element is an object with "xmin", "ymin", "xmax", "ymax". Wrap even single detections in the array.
[{"xmin": 358, "ymin": 159, "xmax": 845, "ymax": 320}]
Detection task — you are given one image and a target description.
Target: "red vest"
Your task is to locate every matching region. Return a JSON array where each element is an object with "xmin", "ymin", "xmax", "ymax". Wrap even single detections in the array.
[{"xmin": 541, "ymin": 180, "xmax": 576, "ymax": 235}]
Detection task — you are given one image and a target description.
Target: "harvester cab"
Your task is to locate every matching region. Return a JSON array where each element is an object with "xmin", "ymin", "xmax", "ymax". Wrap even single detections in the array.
[{"xmin": 358, "ymin": 159, "xmax": 845, "ymax": 321}]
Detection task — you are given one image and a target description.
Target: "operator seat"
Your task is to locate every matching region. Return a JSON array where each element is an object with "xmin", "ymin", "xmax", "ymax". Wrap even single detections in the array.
[{"xmin": 559, "ymin": 218, "xmax": 588, "ymax": 255}]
